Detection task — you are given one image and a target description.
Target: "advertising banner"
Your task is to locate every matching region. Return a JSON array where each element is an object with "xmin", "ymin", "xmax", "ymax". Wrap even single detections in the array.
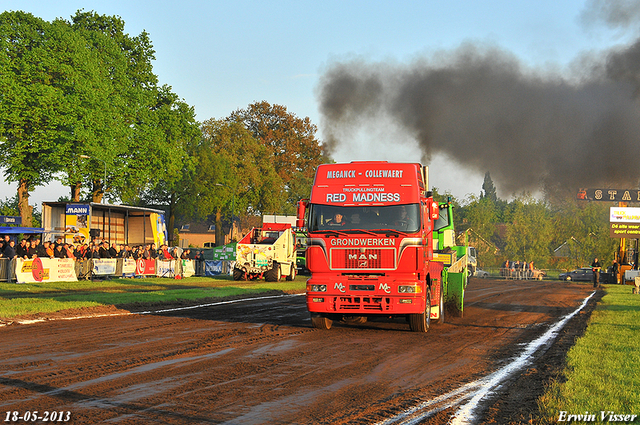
[
  {"xmin": 609, "ymin": 207, "xmax": 640, "ymax": 238},
  {"xmin": 93, "ymin": 259, "xmax": 117, "ymax": 275},
  {"xmin": 156, "ymin": 260, "xmax": 175, "ymax": 277},
  {"xmin": 205, "ymin": 260, "xmax": 223, "ymax": 276},
  {"xmin": 16, "ymin": 258, "xmax": 78, "ymax": 283},
  {"xmin": 65, "ymin": 204, "xmax": 90, "ymax": 244},
  {"xmin": 211, "ymin": 243, "xmax": 236, "ymax": 261},
  {"xmin": 0, "ymin": 216, "xmax": 21, "ymax": 225},
  {"xmin": 181, "ymin": 259, "xmax": 195, "ymax": 278},
  {"xmin": 610, "ymin": 223, "xmax": 640, "ymax": 238},
  {"xmin": 610, "ymin": 207, "xmax": 640, "ymax": 223},
  {"xmin": 65, "ymin": 204, "xmax": 90, "ymax": 215},
  {"xmin": 122, "ymin": 258, "xmax": 136, "ymax": 275},
  {"xmin": 136, "ymin": 259, "xmax": 156, "ymax": 276}
]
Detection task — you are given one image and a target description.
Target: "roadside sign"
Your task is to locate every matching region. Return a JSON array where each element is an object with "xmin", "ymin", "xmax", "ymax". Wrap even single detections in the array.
[{"xmin": 578, "ymin": 188, "xmax": 640, "ymax": 202}]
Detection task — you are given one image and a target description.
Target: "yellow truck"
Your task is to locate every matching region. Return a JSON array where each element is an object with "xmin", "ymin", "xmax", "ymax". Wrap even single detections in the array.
[{"xmin": 233, "ymin": 222, "xmax": 297, "ymax": 281}]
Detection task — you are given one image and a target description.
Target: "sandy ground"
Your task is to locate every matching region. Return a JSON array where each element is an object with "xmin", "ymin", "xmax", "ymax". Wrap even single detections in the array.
[{"xmin": 0, "ymin": 279, "xmax": 598, "ymax": 424}]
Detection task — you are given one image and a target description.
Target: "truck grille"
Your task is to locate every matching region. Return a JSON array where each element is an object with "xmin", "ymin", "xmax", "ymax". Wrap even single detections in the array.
[
  {"xmin": 349, "ymin": 284, "xmax": 375, "ymax": 291},
  {"xmin": 330, "ymin": 248, "xmax": 396, "ymax": 270},
  {"xmin": 334, "ymin": 296, "xmax": 391, "ymax": 311}
]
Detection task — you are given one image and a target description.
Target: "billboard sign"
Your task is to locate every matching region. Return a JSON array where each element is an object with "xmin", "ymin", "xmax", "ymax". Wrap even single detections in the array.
[
  {"xmin": 0, "ymin": 216, "xmax": 21, "ymax": 225},
  {"xmin": 609, "ymin": 207, "xmax": 640, "ymax": 238},
  {"xmin": 578, "ymin": 188, "xmax": 640, "ymax": 202},
  {"xmin": 65, "ymin": 204, "xmax": 90, "ymax": 215}
]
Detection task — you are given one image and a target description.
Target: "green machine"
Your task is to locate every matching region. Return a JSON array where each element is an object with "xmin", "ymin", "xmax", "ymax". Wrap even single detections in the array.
[{"xmin": 432, "ymin": 200, "xmax": 468, "ymax": 317}]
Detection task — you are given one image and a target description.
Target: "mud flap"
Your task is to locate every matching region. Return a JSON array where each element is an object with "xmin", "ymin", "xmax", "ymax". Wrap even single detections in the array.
[
  {"xmin": 446, "ymin": 271, "xmax": 466, "ymax": 317},
  {"xmin": 430, "ymin": 278, "xmax": 441, "ymax": 320}
]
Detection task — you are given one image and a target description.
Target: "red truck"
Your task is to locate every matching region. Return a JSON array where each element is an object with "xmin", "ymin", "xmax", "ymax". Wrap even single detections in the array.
[{"xmin": 297, "ymin": 161, "xmax": 467, "ymax": 332}]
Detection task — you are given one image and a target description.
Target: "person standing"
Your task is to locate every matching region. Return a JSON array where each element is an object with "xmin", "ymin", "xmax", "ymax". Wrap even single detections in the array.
[
  {"xmin": 0, "ymin": 235, "xmax": 10, "ymax": 253},
  {"xmin": 612, "ymin": 260, "xmax": 620, "ymax": 285},
  {"xmin": 99, "ymin": 241, "xmax": 111, "ymax": 258},
  {"xmin": 37, "ymin": 241, "xmax": 49, "ymax": 258},
  {"xmin": 109, "ymin": 243, "xmax": 118, "ymax": 258},
  {"xmin": 591, "ymin": 257, "xmax": 602, "ymax": 288},
  {"xmin": 150, "ymin": 243, "xmax": 158, "ymax": 259},
  {"xmin": 26, "ymin": 240, "xmax": 38, "ymax": 259},
  {"xmin": 3, "ymin": 239, "xmax": 16, "ymax": 260},
  {"xmin": 54, "ymin": 244, "xmax": 67, "ymax": 259},
  {"xmin": 16, "ymin": 239, "xmax": 27, "ymax": 258}
]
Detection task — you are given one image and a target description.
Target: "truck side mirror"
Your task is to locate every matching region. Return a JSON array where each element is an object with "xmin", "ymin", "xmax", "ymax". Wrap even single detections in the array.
[{"xmin": 296, "ymin": 200, "xmax": 308, "ymax": 228}]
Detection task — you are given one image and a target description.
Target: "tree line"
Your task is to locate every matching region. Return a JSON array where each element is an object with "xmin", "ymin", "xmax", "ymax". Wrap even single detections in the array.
[
  {"xmin": 437, "ymin": 173, "xmax": 618, "ymax": 271},
  {"xmin": 0, "ymin": 10, "xmax": 328, "ymax": 246},
  {"xmin": 1, "ymin": 11, "xmax": 618, "ymax": 267}
]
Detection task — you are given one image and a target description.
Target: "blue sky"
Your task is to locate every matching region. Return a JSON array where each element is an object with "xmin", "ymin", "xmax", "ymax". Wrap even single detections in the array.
[{"xmin": 2, "ymin": 0, "xmax": 635, "ymax": 205}]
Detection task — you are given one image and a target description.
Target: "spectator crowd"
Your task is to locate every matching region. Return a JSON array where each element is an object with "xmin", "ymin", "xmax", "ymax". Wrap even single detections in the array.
[
  {"xmin": 0, "ymin": 235, "xmax": 197, "ymax": 262},
  {"xmin": 500, "ymin": 260, "xmax": 542, "ymax": 280}
]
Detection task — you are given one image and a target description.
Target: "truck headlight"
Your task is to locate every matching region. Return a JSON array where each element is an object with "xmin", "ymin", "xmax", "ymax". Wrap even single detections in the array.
[
  {"xmin": 398, "ymin": 285, "xmax": 421, "ymax": 293},
  {"xmin": 308, "ymin": 284, "xmax": 327, "ymax": 292}
]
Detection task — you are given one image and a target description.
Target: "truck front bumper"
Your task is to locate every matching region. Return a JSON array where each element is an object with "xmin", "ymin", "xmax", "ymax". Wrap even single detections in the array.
[{"xmin": 306, "ymin": 293, "xmax": 426, "ymax": 315}]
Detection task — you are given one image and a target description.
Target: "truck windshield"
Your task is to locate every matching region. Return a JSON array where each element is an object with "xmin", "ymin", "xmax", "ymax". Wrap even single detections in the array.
[
  {"xmin": 308, "ymin": 204, "xmax": 420, "ymax": 233},
  {"xmin": 434, "ymin": 204, "xmax": 450, "ymax": 231}
]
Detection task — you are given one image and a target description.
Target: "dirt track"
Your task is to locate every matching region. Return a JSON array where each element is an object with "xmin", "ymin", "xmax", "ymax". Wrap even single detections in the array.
[{"xmin": 0, "ymin": 279, "xmax": 598, "ymax": 424}]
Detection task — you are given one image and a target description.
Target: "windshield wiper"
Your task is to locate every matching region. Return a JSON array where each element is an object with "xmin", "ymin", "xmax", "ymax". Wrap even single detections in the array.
[
  {"xmin": 315, "ymin": 229, "xmax": 350, "ymax": 237},
  {"xmin": 376, "ymin": 228, "xmax": 409, "ymax": 237},
  {"xmin": 313, "ymin": 228, "xmax": 408, "ymax": 237},
  {"xmin": 348, "ymin": 229, "xmax": 380, "ymax": 237}
]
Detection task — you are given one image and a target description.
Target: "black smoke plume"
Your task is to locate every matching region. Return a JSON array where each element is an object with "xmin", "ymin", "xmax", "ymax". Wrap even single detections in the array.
[{"xmin": 317, "ymin": 6, "xmax": 640, "ymax": 195}]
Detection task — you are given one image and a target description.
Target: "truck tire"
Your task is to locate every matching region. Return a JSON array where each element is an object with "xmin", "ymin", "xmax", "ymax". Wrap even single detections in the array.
[
  {"xmin": 409, "ymin": 287, "xmax": 431, "ymax": 332},
  {"xmin": 311, "ymin": 313, "xmax": 332, "ymax": 329},
  {"xmin": 343, "ymin": 316, "xmax": 367, "ymax": 324},
  {"xmin": 233, "ymin": 268, "xmax": 245, "ymax": 281},
  {"xmin": 264, "ymin": 262, "xmax": 281, "ymax": 282},
  {"xmin": 286, "ymin": 264, "xmax": 296, "ymax": 281}
]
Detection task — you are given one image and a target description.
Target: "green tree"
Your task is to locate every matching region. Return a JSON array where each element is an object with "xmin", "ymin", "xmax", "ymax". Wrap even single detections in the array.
[
  {"xmin": 460, "ymin": 195, "xmax": 500, "ymax": 265},
  {"xmin": 552, "ymin": 200, "xmax": 616, "ymax": 268},
  {"xmin": 198, "ymin": 119, "xmax": 284, "ymax": 245},
  {"xmin": 229, "ymin": 101, "xmax": 327, "ymax": 212},
  {"xmin": 503, "ymin": 196, "xmax": 554, "ymax": 266},
  {"xmin": 133, "ymin": 87, "xmax": 200, "ymax": 244},
  {"xmin": 0, "ymin": 195, "xmax": 19, "ymax": 218},
  {"xmin": 67, "ymin": 10, "xmax": 162, "ymax": 204},
  {"xmin": 480, "ymin": 172, "xmax": 498, "ymax": 202},
  {"xmin": 0, "ymin": 11, "xmax": 105, "ymax": 224}
]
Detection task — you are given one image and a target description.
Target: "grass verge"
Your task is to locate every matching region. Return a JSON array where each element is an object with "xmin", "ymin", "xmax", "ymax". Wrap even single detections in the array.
[
  {"xmin": 538, "ymin": 284, "xmax": 640, "ymax": 422},
  {"xmin": 0, "ymin": 276, "xmax": 307, "ymax": 319}
]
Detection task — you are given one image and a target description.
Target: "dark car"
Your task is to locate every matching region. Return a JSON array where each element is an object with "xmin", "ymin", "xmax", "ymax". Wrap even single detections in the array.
[{"xmin": 559, "ymin": 267, "xmax": 594, "ymax": 282}]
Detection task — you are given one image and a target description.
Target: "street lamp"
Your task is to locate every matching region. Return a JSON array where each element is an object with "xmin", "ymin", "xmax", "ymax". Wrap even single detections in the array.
[
  {"xmin": 215, "ymin": 183, "xmax": 236, "ymax": 242},
  {"xmin": 79, "ymin": 155, "xmax": 107, "ymax": 204}
]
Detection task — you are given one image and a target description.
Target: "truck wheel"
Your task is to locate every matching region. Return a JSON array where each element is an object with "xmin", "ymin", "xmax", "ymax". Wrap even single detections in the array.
[
  {"xmin": 311, "ymin": 314, "xmax": 332, "ymax": 329},
  {"xmin": 265, "ymin": 262, "xmax": 281, "ymax": 282},
  {"xmin": 233, "ymin": 268, "xmax": 245, "ymax": 281},
  {"xmin": 409, "ymin": 287, "xmax": 431, "ymax": 332},
  {"xmin": 286, "ymin": 264, "xmax": 296, "ymax": 281}
]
